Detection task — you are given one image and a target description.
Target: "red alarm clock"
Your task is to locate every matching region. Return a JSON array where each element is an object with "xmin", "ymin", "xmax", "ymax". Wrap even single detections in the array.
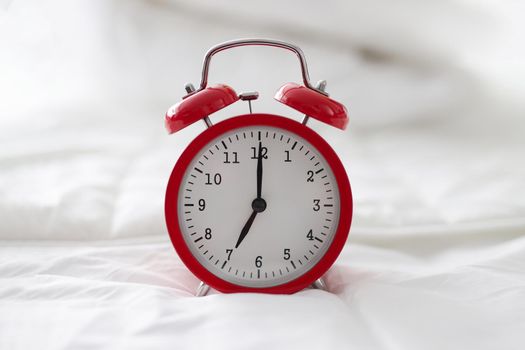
[{"xmin": 164, "ymin": 39, "xmax": 352, "ymax": 295}]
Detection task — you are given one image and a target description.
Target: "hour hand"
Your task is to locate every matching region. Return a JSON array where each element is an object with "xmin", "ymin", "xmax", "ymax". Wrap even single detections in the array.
[
  {"xmin": 235, "ymin": 210, "xmax": 257, "ymax": 249},
  {"xmin": 235, "ymin": 197, "xmax": 267, "ymax": 249}
]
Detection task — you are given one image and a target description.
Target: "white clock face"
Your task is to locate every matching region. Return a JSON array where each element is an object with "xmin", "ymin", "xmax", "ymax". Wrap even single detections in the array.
[{"xmin": 177, "ymin": 125, "xmax": 340, "ymax": 288}]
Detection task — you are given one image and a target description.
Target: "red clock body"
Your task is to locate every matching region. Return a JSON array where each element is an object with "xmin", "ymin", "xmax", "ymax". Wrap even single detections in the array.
[{"xmin": 165, "ymin": 114, "xmax": 352, "ymax": 294}]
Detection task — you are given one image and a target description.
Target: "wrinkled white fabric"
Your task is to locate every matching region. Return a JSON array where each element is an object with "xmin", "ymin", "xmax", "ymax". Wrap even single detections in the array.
[
  {"xmin": 1, "ymin": 233, "xmax": 524, "ymax": 350},
  {"xmin": 1, "ymin": 0, "xmax": 524, "ymax": 349}
]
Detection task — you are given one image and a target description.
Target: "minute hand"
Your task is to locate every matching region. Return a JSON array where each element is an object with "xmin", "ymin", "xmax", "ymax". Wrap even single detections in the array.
[{"xmin": 257, "ymin": 141, "xmax": 263, "ymax": 198}]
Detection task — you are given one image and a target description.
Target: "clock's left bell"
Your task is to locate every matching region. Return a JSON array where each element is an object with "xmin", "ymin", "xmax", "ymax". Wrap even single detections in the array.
[{"xmin": 165, "ymin": 84, "xmax": 239, "ymax": 134}]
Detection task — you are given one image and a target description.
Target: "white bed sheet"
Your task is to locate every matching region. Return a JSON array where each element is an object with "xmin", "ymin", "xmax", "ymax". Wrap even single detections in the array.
[
  {"xmin": 1, "ymin": 0, "xmax": 525, "ymax": 349},
  {"xmin": 2, "ymin": 232, "xmax": 524, "ymax": 350}
]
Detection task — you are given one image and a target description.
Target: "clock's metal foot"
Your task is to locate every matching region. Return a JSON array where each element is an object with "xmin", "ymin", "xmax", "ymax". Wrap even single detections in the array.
[
  {"xmin": 196, "ymin": 281, "xmax": 210, "ymax": 297},
  {"xmin": 311, "ymin": 277, "xmax": 327, "ymax": 291}
]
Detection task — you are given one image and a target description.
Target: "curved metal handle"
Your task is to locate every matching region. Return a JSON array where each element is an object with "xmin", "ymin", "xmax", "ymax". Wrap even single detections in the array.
[{"xmin": 198, "ymin": 38, "xmax": 315, "ymax": 91}]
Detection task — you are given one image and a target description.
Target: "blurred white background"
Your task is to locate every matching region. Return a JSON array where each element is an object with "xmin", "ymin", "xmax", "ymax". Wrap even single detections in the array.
[{"xmin": 1, "ymin": 0, "xmax": 524, "ymax": 240}]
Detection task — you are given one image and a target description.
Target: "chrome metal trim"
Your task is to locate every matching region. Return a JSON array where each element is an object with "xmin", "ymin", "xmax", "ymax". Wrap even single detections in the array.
[{"xmin": 198, "ymin": 38, "xmax": 315, "ymax": 91}]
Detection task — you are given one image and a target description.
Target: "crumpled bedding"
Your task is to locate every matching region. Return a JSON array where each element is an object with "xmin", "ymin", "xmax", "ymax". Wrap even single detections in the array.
[
  {"xmin": 1, "ymin": 0, "xmax": 525, "ymax": 349},
  {"xmin": 2, "ymin": 231, "xmax": 524, "ymax": 349}
]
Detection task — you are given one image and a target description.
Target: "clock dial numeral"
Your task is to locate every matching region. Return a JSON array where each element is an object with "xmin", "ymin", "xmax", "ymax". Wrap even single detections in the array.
[
  {"xmin": 226, "ymin": 249, "xmax": 233, "ymax": 260},
  {"xmin": 198, "ymin": 198, "xmax": 206, "ymax": 211},
  {"xmin": 283, "ymin": 248, "xmax": 291, "ymax": 260},
  {"xmin": 223, "ymin": 151, "xmax": 240, "ymax": 164},
  {"xmin": 251, "ymin": 146, "xmax": 268, "ymax": 159},
  {"xmin": 313, "ymin": 199, "xmax": 321, "ymax": 211},
  {"xmin": 306, "ymin": 229, "xmax": 314, "ymax": 241},
  {"xmin": 306, "ymin": 170, "xmax": 314, "ymax": 182},
  {"xmin": 284, "ymin": 150, "xmax": 292, "ymax": 162},
  {"xmin": 204, "ymin": 228, "xmax": 212, "ymax": 240},
  {"xmin": 255, "ymin": 255, "xmax": 263, "ymax": 268},
  {"xmin": 205, "ymin": 173, "xmax": 222, "ymax": 185}
]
